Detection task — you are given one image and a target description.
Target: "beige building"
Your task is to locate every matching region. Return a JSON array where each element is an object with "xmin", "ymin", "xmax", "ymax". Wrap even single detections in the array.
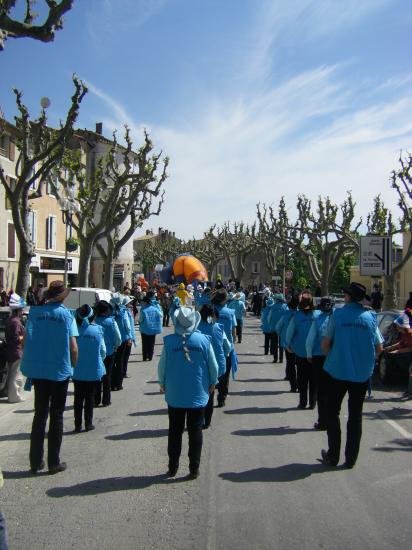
[{"xmin": 0, "ymin": 119, "xmax": 80, "ymax": 293}]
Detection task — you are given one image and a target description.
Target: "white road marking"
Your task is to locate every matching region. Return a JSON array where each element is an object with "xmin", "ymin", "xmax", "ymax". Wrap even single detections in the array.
[{"xmin": 376, "ymin": 410, "xmax": 412, "ymax": 440}]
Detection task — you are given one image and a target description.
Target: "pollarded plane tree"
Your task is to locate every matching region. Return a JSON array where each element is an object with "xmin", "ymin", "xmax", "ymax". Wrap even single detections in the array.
[
  {"xmin": 367, "ymin": 152, "xmax": 412, "ymax": 309},
  {"xmin": 182, "ymin": 237, "xmax": 224, "ymax": 281},
  {"xmin": 0, "ymin": 76, "xmax": 87, "ymax": 295},
  {"xmin": 137, "ymin": 237, "xmax": 181, "ymax": 276},
  {"xmin": 0, "ymin": 0, "xmax": 73, "ymax": 50},
  {"xmin": 52, "ymin": 126, "xmax": 168, "ymax": 286},
  {"xmin": 258, "ymin": 193, "xmax": 360, "ymax": 295},
  {"xmin": 204, "ymin": 222, "xmax": 254, "ymax": 282}
]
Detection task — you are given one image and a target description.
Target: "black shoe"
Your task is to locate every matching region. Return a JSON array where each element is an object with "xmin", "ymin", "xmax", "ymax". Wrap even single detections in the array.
[
  {"xmin": 309, "ymin": 403, "xmax": 316, "ymax": 410},
  {"xmin": 203, "ymin": 423, "xmax": 210, "ymax": 430},
  {"xmin": 283, "ymin": 376, "xmax": 289, "ymax": 381},
  {"xmin": 30, "ymin": 461, "xmax": 45, "ymax": 474},
  {"xmin": 189, "ymin": 469, "xmax": 199, "ymax": 479},
  {"xmin": 85, "ymin": 424, "xmax": 95, "ymax": 431},
  {"xmin": 320, "ymin": 450, "xmax": 337, "ymax": 467},
  {"xmin": 314, "ymin": 422, "xmax": 327, "ymax": 431},
  {"xmin": 123, "ymin": 374, "xmax": 130, "ymax": 379},
  {"xmin": 74, "ymin": 426, "xmax": 82, "ymax": 433},
  {"xmin": 273, "ymin": 359, "xmax": 277, "ymax": 363},
  {"xmin": 102, "ymin": 402, "xmax": 111, "ymax": 407},
  {"xmin": 343, "ymin": 461, "xmax": 355, "ymax": 469},
  {"xmin": 297, "ymin": 403, "xmax": 306, "ymax": 409},
  {"xmin": 167, "ymin": 465, "xmax": 178, "ymax": 477},
  {"xmin": 49, "ymin": 462, "xmax": 67, "ymax": 475},
  {"xmin": 217, "ymin": 400, "xmax": 225, "ymax": 408},
  {"xmin": 290, "ymin": 387, "xmax": 298, "ymax": 393}
]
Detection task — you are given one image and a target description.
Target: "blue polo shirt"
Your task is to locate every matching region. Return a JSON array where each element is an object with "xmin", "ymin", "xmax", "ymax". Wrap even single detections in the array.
[{"xmin": 324, "ymin": 302, "xmax": 383, "ymax": 382}]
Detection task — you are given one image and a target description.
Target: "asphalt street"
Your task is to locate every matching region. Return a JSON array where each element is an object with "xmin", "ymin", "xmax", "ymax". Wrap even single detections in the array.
[{"xmin": 1, "ymin": 315, "xmax": 411, "ymax": 550}]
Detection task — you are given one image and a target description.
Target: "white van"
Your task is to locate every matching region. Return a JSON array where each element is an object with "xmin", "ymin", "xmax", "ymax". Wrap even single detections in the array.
[{"xmin": 63, "ymin": 287, "xmax": 113, "ymax": 311}]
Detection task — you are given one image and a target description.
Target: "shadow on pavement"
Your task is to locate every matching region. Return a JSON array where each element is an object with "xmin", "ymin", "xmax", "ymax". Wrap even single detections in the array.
[
  {"xmin": 129, "ymin": 408, "xmax": 168, "ymax": 417},
  {"xmin": 228, "ymin": 390, "xmax": 285, "ymax": 397},
  {"xmin": 238, "ymin": 361, "xmax": 270, "ymax": 365},
  {"xmin": 144, "ymin": 392, "xmax": 162, "ymax": 396},
  {"xmin": 47, "ymin": 473, "xmax": 186, "ymax": 497},
  {"xmin": 3, "ymin": 469, "xmax": 49, "ymax": 479},
  {"xmin": 237, "ymin": 352, "xmax": 262, "ymax": 357},
  {"xmin": 232, "ymin": 426, "xmax": 315, "ymax": 437},
  {"xmin": 219, "ymin": 463, "xmax": 329, "ymax": 483},
  {"xmin": 372, "ymin": 438, "xmax": 412, "ymax": 452},
  {"xmin": 13, "ymin": 409, "xmax": 35, "ymax": 414},
  {"xmin": 0, "ymin": 432, "xmax": 30, "ymax": 441},
  {"xmin": 224, "ymin": 406, "xmax": 288, "ymax": 415},
  {"xmin": 146, "ymin": 380, "xmax": 160, "ymax": 384},
  {"xmin": 237, "ymin": 378, "xmax": 284, "ymax": 383},
  {"xmin": 364, "ymin": 407, "xmax": 412, "ymax": 420},
  {"xmin": 106, "ymin": 428, "xmax": 168, "ymax": 440}
]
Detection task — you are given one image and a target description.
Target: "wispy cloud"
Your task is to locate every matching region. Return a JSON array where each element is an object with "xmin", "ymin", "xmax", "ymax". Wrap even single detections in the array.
[
  {"xmin": 82, "ymin": 0, "xmax": 411, "ymax": 239},
  {"xmin": 86, "ymin": 0, "xmax": 169, "ymax": 44}
]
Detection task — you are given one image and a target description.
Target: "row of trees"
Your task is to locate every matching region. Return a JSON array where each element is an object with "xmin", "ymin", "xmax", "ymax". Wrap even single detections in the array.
[{"xmin": 138, "ymin": 156, "xmax": 412, "ymax": 308}]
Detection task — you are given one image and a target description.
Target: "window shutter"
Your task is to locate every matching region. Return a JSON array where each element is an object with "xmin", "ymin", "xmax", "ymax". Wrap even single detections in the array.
[
  {"xmin": 46, "ymin": 217, "xmax": 50, "ymax": 249},
  {"xmin": 8, "ymin": 139, "xmax": 15, "ymax": 161},
  {"xmin": 50, "ymin": 216, "xmax": 57, "ymax": 250},
  {"xmin": 8, "ymin": 223, "xmax": 16, "ymax": 258}
]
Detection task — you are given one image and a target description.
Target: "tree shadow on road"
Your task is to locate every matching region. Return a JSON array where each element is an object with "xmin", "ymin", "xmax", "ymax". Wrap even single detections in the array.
[
  {"xmin": 372, "ymin": 438, "xmax": 412, "ymax": 453},
  {"xmin": 224, "ymin": 406, "xmax": 288, "ymax": 415},
  {"xmin": 228, "ymin": 390, "xmax": 285, "ymax": 397},
  {"xmin": 105, "ymin": 428, "xmax": 168, "ymax": 441},
  {"xmin": 0, "ymin": 432, "xmax": 30, "ymax": 441},
  {"xmin": 364, "ymin": 407, "xmax": 412, "ymax": 420},
  {"xmin": 219, "ymin": 463, "xmax": 331, "ymax": 483},
  {"xmin": 46, "ymin": 473, "xmax": 187, "ymax": 497},
  {"xmin": 237, "ymin": 378, "xmax": 284, "ymax": 383},
  {"xmin": 232, "ymin": 426, "xmax": 315, "ymax": 437},
  {"xmin": 129, "ymin": 408, "xmax": 168, "ymax": 417}
]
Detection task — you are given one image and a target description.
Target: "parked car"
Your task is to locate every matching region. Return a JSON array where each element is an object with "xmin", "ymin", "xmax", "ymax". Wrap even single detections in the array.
[
  {"xmin": 375, "ymin": 309, "xmax": 410, "ymax": 384},
  {"xmin": 63, "ymin": 287, "xmax": 113, "ymax": 311}
]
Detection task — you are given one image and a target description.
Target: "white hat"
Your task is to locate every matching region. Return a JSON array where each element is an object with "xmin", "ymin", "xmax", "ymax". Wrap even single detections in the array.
[
  {"xmin": 122, "ymin": 295, "xmax": 134, "ymax": 306},
  {"xmin": 173, "ymin": 306, "xmax": 201, "ymax": 336},
  {"xmin": 9, "ymin": 293, "xmax": 26, "ymax": 309},
  {"xmin": 394, "ymin": 314, "xmax": 410, "ymax": 329},
  {"xmin": 110, "ymin": 293, "xmax": 122, "ymax": 306}
]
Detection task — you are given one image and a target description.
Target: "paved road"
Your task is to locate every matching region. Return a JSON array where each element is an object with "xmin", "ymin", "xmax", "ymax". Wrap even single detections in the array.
[{"xmin": 1, "ymin": 315, "xmax": 412, "ymax": 550}]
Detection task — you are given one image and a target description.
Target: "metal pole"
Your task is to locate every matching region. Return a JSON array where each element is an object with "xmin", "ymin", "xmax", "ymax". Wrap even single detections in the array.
[{"xmin": 282, "ymin": 246, "xmax": 286, "ymax": 294}]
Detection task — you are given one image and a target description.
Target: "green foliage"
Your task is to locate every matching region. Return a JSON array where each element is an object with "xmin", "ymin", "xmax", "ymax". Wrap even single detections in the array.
[{"xmin": 329, "ymin": 254, "xmax": 354, "ymax": 294}]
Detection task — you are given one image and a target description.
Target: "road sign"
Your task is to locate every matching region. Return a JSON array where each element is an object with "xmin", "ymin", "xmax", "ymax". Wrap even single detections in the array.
[
  {"xmin": 285, "ymin": 270, "xmax": 293, "ymax": 280},
  {"xmin": 360, "ymin": 236, "xmax": 392, "ymax": 276}
]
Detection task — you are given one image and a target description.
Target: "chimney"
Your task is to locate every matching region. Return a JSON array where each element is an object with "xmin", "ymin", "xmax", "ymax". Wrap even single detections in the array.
[{"xmin": 95, "ymin": 122, "xmax": 103, "ymax": 135}]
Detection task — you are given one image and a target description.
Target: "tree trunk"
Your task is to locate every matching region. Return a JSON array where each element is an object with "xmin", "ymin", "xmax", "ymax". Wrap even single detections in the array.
[
  {"xmin": 15, "ymin": 247, "xmax": 33, "ymax": 297},
  {"xmin": 77, "ymin": 239, "xmax": 94, "ymax": 287},
  {"xmin": 102, "ymin": 241, "xmax": 115, "ymax": 290},
  {"xmin": 383, "ymin": 274, "xmax": 398, "ymax": 310}
]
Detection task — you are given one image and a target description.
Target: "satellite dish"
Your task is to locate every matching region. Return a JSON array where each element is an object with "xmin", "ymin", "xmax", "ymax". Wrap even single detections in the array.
[{"xmin": 40, "ymin": 97, "xmax": 51, "ymax": 109}]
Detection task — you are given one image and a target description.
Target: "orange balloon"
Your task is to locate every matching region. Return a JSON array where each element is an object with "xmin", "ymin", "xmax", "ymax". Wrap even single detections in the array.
[{"xmin": 173, "ymin": 255, "xmax": 208, "ymax": 283}]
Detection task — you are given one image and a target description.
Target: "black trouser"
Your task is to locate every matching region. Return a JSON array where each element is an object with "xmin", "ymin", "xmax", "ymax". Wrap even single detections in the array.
[
  {"xmin": 168, "ymin": 405, "xmax": 205, "ymax": 473},
  {"xmin": 296, "ymin": 355, "xmax": 316, "ymax": 407},
  {"xmin": 235, "ymin": 319, "xmax": 243, "ymax": 343},
  {"xmin": 73, "ymin": 380, "xmax": 96, "ymax": 430},
  {"xmin": 217, "ymin": 355, "xmax": 232, "ymax": 404},
  {"xmin": 95, "ymin": 353, "xmax": 114, "ymax": 406},
  {"xmin": 111, "ymin": 341, "xmax": 126, "ymax": 389},
  {"xmin": 30, "ymin": 378, "xmax": 69, "ymax": 470},
  {"xmin": 204, "ymin": 391, "xmax": 214, "ymax": 427},
  {"xmin": 141, "ymin": 333, "xmax": 156, "ymax": 361},
  {"xmin": 123, "ymin": 343, "xmax": 132, "ymax": 376},
  {"xmin": 325, "ymin": 372, "xmax": 368, "ymax": 466},
  {"xmin": 162, "ymin": 309, "xmax": 170, "ymax": 327},
  {"xmin": 273, "ymin": 332, "xmax": 283, "ymax": 362},
  {"xmin": 264, "ymin": 333, "xmax": 275, "ymax": 355},
  {"xmin": 313, "ymin": 355, "xmax": 327, "ymax": 426},
  {"xmin": 285, "ymin": 349, "xmax": 297, "ymax": 390}
]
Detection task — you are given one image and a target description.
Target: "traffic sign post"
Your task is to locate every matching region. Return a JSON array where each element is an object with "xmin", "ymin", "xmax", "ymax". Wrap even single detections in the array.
[{"xmin": 360, "ymin": 236, "xmax": 392, "ymax": 276}]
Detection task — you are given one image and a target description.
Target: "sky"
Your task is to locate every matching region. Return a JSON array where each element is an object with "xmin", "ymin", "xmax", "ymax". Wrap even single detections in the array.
[{"xmin": 1, "ymin": 0, "xmax": 412, "ymax": 240}]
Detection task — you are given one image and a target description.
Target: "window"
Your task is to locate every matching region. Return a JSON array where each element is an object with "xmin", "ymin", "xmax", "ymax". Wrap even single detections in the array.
[
  {"xmin": 47, "ymin": 176, "xmax": 59, "ymax": 197},
  {"xmin": 7, "ymin": 223, "xmax": 16, "ymax": 258},
  {"xmin": 4, "ymin": 176, "xmax": 16, "ymax": 210},
  {"xmin": 252, "ymin": 261, "xmax": 261, "ymax": 274},
  {"xmin": 27, "ymin": 210, "xmax": 37, "ymax": 247},
  {"xmin": 46, "ymin": 215, "xmax": 57, "ymax": 250},
  {"xmin": 0, "ymin": 135, "xmax": 8, "ymax": 157}
]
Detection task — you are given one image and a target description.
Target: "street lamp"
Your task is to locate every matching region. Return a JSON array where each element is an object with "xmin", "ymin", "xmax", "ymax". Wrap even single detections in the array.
[{"xmin": 58, "ymin": 189, "xmax": 80, "ymax": 286}]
